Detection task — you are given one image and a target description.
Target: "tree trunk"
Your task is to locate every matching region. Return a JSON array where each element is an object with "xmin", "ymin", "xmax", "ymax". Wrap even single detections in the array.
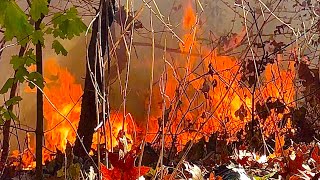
[
  {"xmin": 73, "ymin": 0, "xmax": 115, "ymax": 158},
  {"xmin": 0, "ymin": 47, "xmax": 26, "ymax": 167},
  {"xmin": 35, "ymin": 17, "xmax": 45, "ymax": 180}
]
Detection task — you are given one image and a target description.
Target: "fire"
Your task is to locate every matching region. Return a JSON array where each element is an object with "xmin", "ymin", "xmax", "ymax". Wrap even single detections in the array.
[
  {"xmin": 147, "ymin": 3, "xmax": 295, "ymax": 150},
  {"xmin": 11, "ymin": 2, "xmax": 296, "ymax": 169},
  {"xmin": 10, "ymin": 149, "xmax": 36, "ymax": 170},
  {"xmin": 183, "ymin": 3, "xmax": 196, "ymax": 30},
  {"xmin": 43, "ymin": 59, "xmax": 82, "ymax": 155},
  {"xmin": 91, "ymin": 112, "xmax": 136, "ymax": 151},
  {"xmin": 18, "ymin": 59, "xmax": 136, "ymax": 168},
  {"xmin": 42, "ymin": 60, "xmax": 136, "ymax": 159},
  {"xmin": 10, "ymin": 133, "xmax": 35, "ymax": 170}
]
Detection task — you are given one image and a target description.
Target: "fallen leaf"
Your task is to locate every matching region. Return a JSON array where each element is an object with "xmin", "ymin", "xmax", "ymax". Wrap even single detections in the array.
[
  {"xmin": 275, "ymin": 133, "xmax": 285, "ymax": 156},
  {"xmin": 100, "ymin": 149, "xmax": 150, "ymax": 180},
  {"xmin": 288, "ymin": 175, "xmax": 300, "ymax": 180},
  {"xmin": 288, "ymin": 150, "xmax": 305, "ymax": 174},
  {"xmin": 311, "ymin": 144, "xmax": 320, "ymax": 164}
]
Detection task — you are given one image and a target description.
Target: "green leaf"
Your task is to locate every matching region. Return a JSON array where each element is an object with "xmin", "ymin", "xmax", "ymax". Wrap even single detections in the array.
[
  {"xmin": 3, "ymin": 111, "xmax": 11, "ymax": 120},
  {"xmin": 0, "ymin": 1, "xmax": 34, "ymax": 45},
  {"xmin": 10, "ymin": 49, "xmax": 36, "ymax": 70},
  {"xmin": 0, "ymin": 78, "xmax": 14, "ymax": 94},
  {"xmin": 68, "ymin": 163, "xmax": 81, "ymax": 180},
  {"xmin": 32, "ymin": 30, "xmax": 45, "ymax": 45},
  {"xmin": 27, "ymin": 72, "xmax": 44, "ymax": 89},
  {"xmin": 5, "ymin": 96, "xmax": 22, "ymax": 106},
  {"xmin": 26, "ymin": 57, "xmax": 36, "ymax": 67},
  {"xmin": 0, "ymin": 115, "xmax": 3, "ymax": 125},
  {"xmin": 15, "ymin": 67, "xmax": 29, "ymax": 83},
  {"xmin": 51, "ymin": 7, "xmax": 87, "ymax": 40},
  {"xmin": 57, "ymin": 163, "xmax": 81, "ymax": 180},
  {"xmin": 2, "ymin": 110, "xmax": 17, "ymax": 120},
  {"xmin": 44, "ymin": 27, "xmax": 53, "ymax": 34},
  {"xmin": 0, "ymin": 106, "xmax": 4, "ymax": 124},
  {"xmin": 30, "ymin": 0, "xmax": 48, "ymax": 21},
  {"xmin": 254, "ymin": 172, "xmax": 276, "ymax": 180},
  {"xmin": 25, "ymin": 49, "xmax": 36, "ymax": 66},
  {"xmin": 0, "ymin": 1, "xmax": 9, "ymax": 25},
  {"xmin": 56, "ymin": 168, "xmax": 65, "ymax": 178},
  {"xmin": 52, "ymin": 40, "xmax": 68, "ymax": 56},
  {"xmin": 10, "ymin": 55, "xmax": 24, "ymax": 70}
]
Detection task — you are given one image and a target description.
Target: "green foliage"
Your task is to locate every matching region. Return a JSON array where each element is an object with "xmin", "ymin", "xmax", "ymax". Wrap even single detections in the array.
[
  {"xmin": 0, "ymin": 49, "xmax": 43, "ymax": 95},
  {"xmin": 52, "ymin": 40, "xmax": 68, "ymax": 56},
  {"xmin": 0, "ymin": 78, "xmax": 14, "ymax": 94},
  {"xmin": 32, "ymin": 30, "xmax": 45, "ymax": 45},
  {"xmin": 57, "ymin": 163, "xmax": 81, "ymax": 180},
  {"xmin": 8, "ymin": 49, "xmax": 40, "ymax": 86},
  {"xmin": 2, "ymin": 109, "xmax": 17, "ymax": 121},
  {"xmin": 0, "ymin": 107, "xmax": 3, "ymax": 124},
  {"xmin": 253, "ymin": 172, "xmax": 276, "ymax": 180},
  {"xmin": 0, "ymin": 0, "xmax": 34, "ymax": 45},
  {"xmin": 0, "ymin": 106, "xmax": 17, "ymax": 123},
  {"xmin": 51, "ymin": 7, "xmax": 87, "ymax": 40},
  {"xmin": 11, "ymin": 56, "xmax": 26, "ymax": 70},
  {"xmin": 10, "ymin": 49, "xmax": 35, "ymax": 70},
  {"xmin": 24, "ymin": 49, "xmax": 37, "ymax": 66},
  {"xmin": 47, "ymin": 6, "xmax": 87, "ymax": 56},
  {"xmin": 15, "ymin": 66, "xmax": 29, "ymax": 83},
  {"xmin": 0, "ymin": 1, "xmax": 86, "ymax": 126},
  {"xmin": 30, "ymin": 0, "xmax": 49, "ymax": 21},
  {"xmin": 27, "ymin": 72, "xmax": 44, "ymax": 89},
  {"xmin": 0, "ymin": 48, "xmax": 38, "ymax": 124},
  {"xmin": 5, "ymin": 96, "xmax": 22, "ymax": 106}
]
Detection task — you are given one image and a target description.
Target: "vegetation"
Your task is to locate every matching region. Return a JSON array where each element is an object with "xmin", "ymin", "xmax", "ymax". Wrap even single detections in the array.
[{"xmin": 0, "ymin": 0, "xmax": 320, "ymax": 179}]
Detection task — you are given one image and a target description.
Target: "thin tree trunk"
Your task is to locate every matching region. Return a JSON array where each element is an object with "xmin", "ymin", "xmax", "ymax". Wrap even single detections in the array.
[
  {"xmin": 0, "ymin": 47, "xmax": 26, "ymax": 166},
  {"xmin": 73, "ymin": 0, "xmax": 115, "ymax": 158},
  {"xmin": 35, "ymin": 17, "xmax": 44, "ymax": 180}
]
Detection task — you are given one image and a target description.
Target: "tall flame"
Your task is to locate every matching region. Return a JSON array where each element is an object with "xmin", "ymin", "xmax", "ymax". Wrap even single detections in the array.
[
  {"xmin": 43, "ymin": 59, "xmax": 82, "ymax": 155},
  {"xmin": 146, "ymin": 3, "xmax": 295, "ymax": 150},
  {"xmin": 183, "ymin": 3, "xmax": 196, "ymax": 30},
  {"xmin": 18, "ymin": 59, "xmax": 136, "ymax": 168},
  {"xmin": 42, "ymin": 60, "xmax": 136, "ymax": 159}
]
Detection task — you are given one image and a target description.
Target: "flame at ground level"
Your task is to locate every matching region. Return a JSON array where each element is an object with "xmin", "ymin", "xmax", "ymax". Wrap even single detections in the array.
[
  {"xmin": 11, "ymin": 3, "xmax": 296, "ymax": 170},
  {"xmin": 14, "ymin": 59, "xmax": 138, "ymax": 169},
  {"xmin": 42, "ymin": 60, "xmax": 138, "ymax": 161}
]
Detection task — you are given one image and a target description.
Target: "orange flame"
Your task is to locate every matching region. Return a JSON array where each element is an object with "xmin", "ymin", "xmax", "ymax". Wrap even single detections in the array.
[
  {"xmin": 146, "ymin": 3, "xmax": 295, "ymax": 150},
  {"xmin": 19, "ymin": 59, "xmax": 137, "ymax": 167},
  {"xmin": 183, "ymin": 3, "xmax": 196, "ymax": 30},
  {"xmin": 14, "ymin": 3, "xmax": 295, "ymax": 168},
  {"xmin": 91, "ymin": 112, "xmax": 136, "ymax": 151},
  {"xmin": 43, "ymin": 59, "xmax": 82, "ymax": 155},
  {"xmin": 42, "ymin": 60, "xmax": 137, "ymax": 160}
]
